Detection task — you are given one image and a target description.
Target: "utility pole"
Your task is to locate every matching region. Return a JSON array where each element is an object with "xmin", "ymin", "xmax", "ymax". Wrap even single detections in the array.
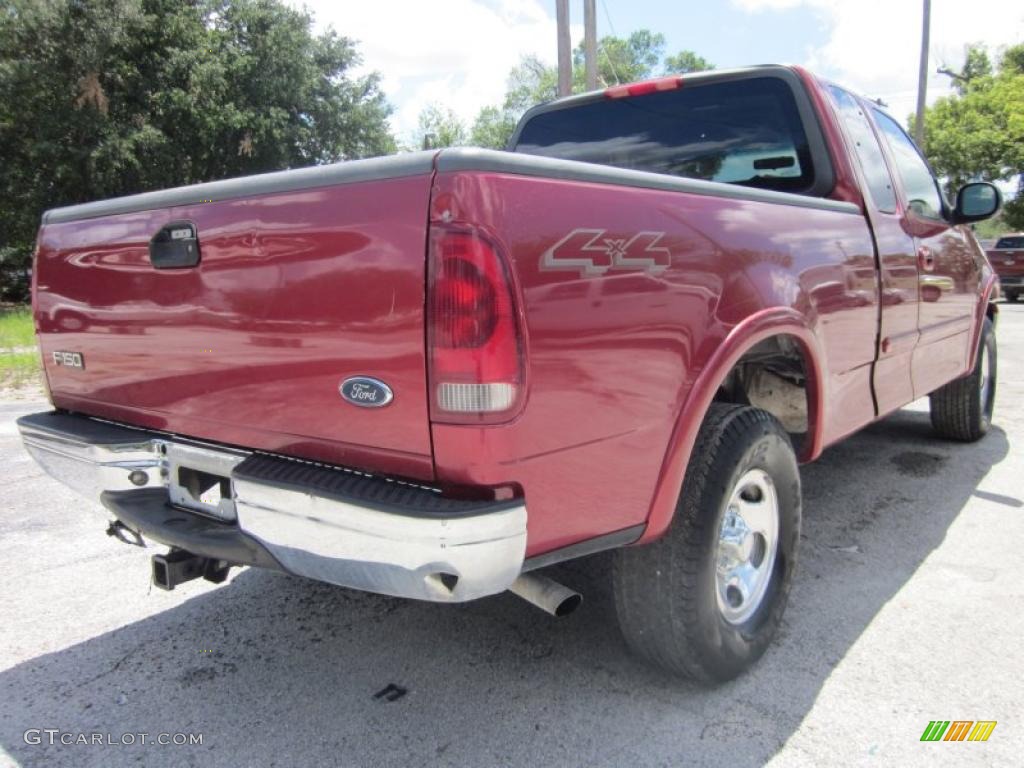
[
  {"xmin": 914, "ymin": 0, "xmax": 931, "ymax": 146},
  {"xmin": 556, "ymin": 0, "xmax": 572, "ymax": 97},
  {"xmin": 584, "ymin": 0, "xmax": 598, "ymax": 90}
]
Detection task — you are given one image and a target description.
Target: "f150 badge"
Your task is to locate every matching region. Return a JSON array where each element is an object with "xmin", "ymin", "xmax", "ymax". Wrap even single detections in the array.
[
  {"xmin": 340, "ymin": 376, "xmax": 393, "ymax": 408},
  {"xmin": 52, "ymin": 351, "xmax": 84, "ymax": 369},
  {"xmin": 540, "ymin": 229, "xmax": 671, "ymax": 277}
]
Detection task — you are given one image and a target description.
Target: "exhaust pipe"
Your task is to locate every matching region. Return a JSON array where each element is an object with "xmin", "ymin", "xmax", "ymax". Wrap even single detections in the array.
[
  {"xmin": 509, "ymin": 573, "xmax": 582, "ymax": 617},
  {"xmin": 152, "ymin": 550, "xmax": 231, "ymax": 591}
]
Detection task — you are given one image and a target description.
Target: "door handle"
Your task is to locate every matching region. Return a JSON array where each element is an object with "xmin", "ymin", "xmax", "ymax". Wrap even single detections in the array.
[
  {"xmin": 150, "ymin": 221, "xmax": 200, "ymax": 269},
  {"xmin": 917, "ymin": 245, "xmax": 935, "ymax": 272}
]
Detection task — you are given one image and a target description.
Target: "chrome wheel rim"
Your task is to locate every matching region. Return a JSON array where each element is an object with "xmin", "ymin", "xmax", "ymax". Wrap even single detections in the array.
[
  {"xmin": 979, "ymin": 344, "xmax": 991, "ymax": 414},
  {"xmin": 715, "ymin": 469, "xmax": 779, "ymax": 625}
]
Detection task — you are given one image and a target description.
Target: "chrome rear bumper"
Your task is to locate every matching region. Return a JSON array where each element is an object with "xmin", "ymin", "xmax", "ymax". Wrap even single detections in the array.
[{"xmin": 17, "ymin": 411, "xmax": 527, "ymax": 602}]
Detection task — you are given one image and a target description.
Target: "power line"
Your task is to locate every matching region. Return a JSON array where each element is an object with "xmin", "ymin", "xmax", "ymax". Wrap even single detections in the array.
[{"xmin": 599, "ymin": 0, "xmax": 623, "ymax": 85}]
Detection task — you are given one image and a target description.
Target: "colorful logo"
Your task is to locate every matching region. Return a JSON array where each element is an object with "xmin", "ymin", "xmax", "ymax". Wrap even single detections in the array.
[{"xmin": 920, "ymin": 721, "xmax": 997, "ymax": 742}]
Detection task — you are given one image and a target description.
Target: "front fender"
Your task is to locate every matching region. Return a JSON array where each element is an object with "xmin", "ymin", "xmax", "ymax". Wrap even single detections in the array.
[
  {"xmin": 636, "ymin": 307, "xmax": 826, "ymax": 544},
  {"xmin": 968, "ymin": 273, "xmax": 999, "ymax": 372}
]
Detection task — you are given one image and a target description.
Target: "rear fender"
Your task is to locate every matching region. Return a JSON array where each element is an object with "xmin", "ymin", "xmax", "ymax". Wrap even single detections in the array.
[{"xmin": 636, "ymin": 307, "xmax": 826, "ymax": 544}]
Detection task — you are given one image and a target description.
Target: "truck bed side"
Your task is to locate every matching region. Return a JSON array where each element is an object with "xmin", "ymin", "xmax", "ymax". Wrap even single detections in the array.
[{"xmin": 428, "ymin": 149, "xmax": 877, "ymax": 556}]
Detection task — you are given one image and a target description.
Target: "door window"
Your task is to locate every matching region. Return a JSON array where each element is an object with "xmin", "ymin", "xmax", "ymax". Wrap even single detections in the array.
[
  {"xmin": 872, "ymin": 110, "xmax": 944, "ymax": 219},
  {"xmin": 828, "ymin": 86, "xmax": 897, "ymax": 213}
]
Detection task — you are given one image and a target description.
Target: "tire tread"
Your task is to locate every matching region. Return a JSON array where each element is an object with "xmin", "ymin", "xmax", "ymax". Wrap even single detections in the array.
[{"xmin": 613, "ymin": 404, "xmax": 794, "ymax": 682}]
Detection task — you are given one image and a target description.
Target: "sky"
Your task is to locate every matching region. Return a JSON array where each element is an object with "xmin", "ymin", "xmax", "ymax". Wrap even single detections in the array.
[{"xmin": 292, "ymin": 0, "xmax": 1024, "ymax": 143}]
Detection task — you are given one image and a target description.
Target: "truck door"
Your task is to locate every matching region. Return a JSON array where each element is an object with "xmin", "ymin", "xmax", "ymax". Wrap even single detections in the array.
[
  {"xmin": 871, "ymin": 109, "xmax": 978, "ymax": 398},
  {"xmin": 827, "ymin": 86, "xmax": 918, "ymax": 415}
]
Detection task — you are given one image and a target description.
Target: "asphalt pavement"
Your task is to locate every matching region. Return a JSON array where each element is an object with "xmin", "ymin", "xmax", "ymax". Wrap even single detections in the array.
[{"xmin": 1, "ymin": 304, "xmax": 1022, "ymax": 767}]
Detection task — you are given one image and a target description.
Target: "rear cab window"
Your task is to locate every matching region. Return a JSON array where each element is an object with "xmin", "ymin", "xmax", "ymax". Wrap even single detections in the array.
[
  {"xmin": 995, "ymin": 236, "xmax": 1024, "ymax": 249},
  {"xmin": 511, "ymin": 70, "xmax": 834, "ymax": 197}
]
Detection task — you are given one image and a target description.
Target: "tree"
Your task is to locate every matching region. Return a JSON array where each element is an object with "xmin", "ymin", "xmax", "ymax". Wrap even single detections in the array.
[
  {"xmin": 414, "ymin": 104, "xmax": 468, "ymax": 149},
  {"xmin": 582, "ymin": 29, "xmax": 665, "ymax": 85},
  {"xmin": 923, "ymin": 44, "xmax": 1024, "ymax": 229},
  {"xmin": 470, "ymin": 106, "xmax": 517, "ymax": 150},
  {"xmin": 663, "ymin": 50, "xmax": 715, "ymax": 75},
  {"xmin": 0, "ymin": 0, "xmax": 395, "ymax": 301}
]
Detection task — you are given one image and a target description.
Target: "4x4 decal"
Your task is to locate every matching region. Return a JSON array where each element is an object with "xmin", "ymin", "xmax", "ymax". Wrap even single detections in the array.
[{"xmin": 540, "ymin": 228, "xmax": 671, "ymax": 277}]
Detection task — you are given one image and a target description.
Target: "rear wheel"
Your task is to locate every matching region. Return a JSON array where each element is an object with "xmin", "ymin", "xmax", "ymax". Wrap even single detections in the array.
[
  {"xmin": 1006, "ymin": 291, "xmax": 1019, "ymax": 303},
  {"xmin": 929, "ymin": 317, "xmax": 996, "ymax": 442},
  {"xmin": 613, "ymin": 404, "xmax": 800, "ymax": 683}
]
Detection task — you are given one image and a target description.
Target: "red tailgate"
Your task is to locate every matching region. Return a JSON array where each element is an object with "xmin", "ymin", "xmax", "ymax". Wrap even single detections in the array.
[
  {"xmin": 988, "ymin": 248, "xmax": 1024, "ymax": 279},
  {"xmin": 34, "ymin": 173, "xmax": 436, "ymax": 480}
]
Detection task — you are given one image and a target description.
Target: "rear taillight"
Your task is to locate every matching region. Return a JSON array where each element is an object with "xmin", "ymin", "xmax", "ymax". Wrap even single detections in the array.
[{"xmin": 427, "ymin": 228, "xmax": 524, "ymax": 424}]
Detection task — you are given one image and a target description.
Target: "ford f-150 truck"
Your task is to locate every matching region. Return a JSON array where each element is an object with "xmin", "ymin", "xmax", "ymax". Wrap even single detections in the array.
[
  {"xmin": 18, "ymin": 65, "xmax": 1001, "ymax": 682},
  {"xmin": 987, "ymin": 233, "xmax": 1024, "ymax": 302}
]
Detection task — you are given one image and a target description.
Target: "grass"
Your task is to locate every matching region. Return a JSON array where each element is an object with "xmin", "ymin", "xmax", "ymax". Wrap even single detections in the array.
[
  {"xmin": 0, "ymin": 306, "xmax": 35, "ymax": 348},
  {"xmin": 0, "ymin": 306, "xmax": 41, "ymax": 389}
]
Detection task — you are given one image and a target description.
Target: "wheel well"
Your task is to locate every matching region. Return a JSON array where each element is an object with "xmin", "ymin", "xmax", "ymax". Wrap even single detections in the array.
[{"xmin": 713, "ymin": 335, "xmax": 810, "ymax": 454}]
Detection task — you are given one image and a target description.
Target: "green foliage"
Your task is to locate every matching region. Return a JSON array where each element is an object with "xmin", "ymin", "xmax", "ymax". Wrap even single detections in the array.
[
  {"xmin": 0, "ymin": 306, "xmax": 38, "ymax": 388},
  {"xmin": 971, "ymin": 215, "xmax": 1008, "ymax": 240},
  {"xmin": 0, "ymin": 306, "xmax": 34, "ymax": 349},
  {"xmin": 578, "ymin": 29, "xmax": 665, "ymax": 85},
  {"xmin": 0, "ymin": 349, "xmax": 41, "ymax": 389},
  {"xmin": 922, "ymin": 43, "xmax": 1024, "ymax": 230},
  {"xmin": 470, "ymin": 105, "xmax": 518, "ymax": 151},
  {"xmin": 505, "ymin": 54, "xmax": 560, "ymax": 114},
  {"xmin": 415, "ymin": 104, "xmax": 468, "ymax": 149},
  {"xmin": 949, "ymin": 45, "xmax": 993, "ymax": 95},
  {"xmin": 1002, "ymin": 45, "xmax": 1024, "ymax": 76},
  {"xmin": 0, "ymin": 0, "xmax": 395, "ymax": 301},
  {"xmin": 663, "ymin": 50, "xmax": 715, "ymax": 75}
]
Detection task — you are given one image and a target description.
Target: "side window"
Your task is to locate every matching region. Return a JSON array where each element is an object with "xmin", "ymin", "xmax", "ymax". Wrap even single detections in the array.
[
  {"xmin": 827, "ymin": 86, "xmax": 896, "ymax": 213},
  {"xmin": 872, "ymin": 109, "xmax": 944, "ymax": 219}
]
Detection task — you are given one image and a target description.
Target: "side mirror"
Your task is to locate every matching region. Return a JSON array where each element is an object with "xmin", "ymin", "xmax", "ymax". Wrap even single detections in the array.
[{"xmin": 952, "ymin": 182, "xmax": 1001, "ymax": 224}]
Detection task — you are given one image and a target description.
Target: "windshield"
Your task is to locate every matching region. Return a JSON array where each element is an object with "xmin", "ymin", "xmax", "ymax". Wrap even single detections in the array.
[
  {"xmin": 995, "ymin": 236, "xmax": 1024, "ymax": 249},
  {"xmin": 513, "ymin": 76, "xmax": 816, "ymax": 194}
]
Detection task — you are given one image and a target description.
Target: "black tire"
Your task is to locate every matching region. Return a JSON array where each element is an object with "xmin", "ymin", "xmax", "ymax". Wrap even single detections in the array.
[
  {"xmin": 613, "ymin": 404, "xmax": 800, "ymax": 683},
  {"xmin": 929, "ymin": 317, "xmax": 996, "ymax": 442},
  {"xmin": 1006, "ymin": 292, "xmax": 1019, "ymax": 303}
]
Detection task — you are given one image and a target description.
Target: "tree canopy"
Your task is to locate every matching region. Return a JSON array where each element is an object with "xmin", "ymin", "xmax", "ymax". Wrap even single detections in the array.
[
  {"xmin": 0, "ymin": 0, "xmax": 394, "ymax": 300},
  {"xmin": 922, "ymin": 43, "xmax": 1024, "ymax": 230}
]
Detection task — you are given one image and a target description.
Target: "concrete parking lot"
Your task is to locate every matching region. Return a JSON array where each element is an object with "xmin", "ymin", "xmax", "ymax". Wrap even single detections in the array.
[{"xmin": 1, "ymin": 304, "xmax": 1022, "ymax": 768}]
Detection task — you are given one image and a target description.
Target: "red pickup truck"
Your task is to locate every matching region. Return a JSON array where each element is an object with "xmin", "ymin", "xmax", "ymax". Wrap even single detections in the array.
[
  {"xmin": 987, "ymin": 233, "xmax": 1024, "ymax": 302},
  {"xmin": 19, "ymin": 65, "xmax": 1001, "ymax": 683}
]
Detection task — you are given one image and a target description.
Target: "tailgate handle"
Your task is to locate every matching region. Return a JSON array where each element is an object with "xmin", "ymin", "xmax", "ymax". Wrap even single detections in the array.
[{"xmin": 149, "ymin": 221, "xmax": 200, "ymax": 269}]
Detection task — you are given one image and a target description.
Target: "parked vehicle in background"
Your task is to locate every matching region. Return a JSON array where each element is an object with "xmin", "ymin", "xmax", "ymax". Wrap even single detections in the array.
[
  {"xmin": 987, "ymin": 234, "xmax": 1024, "ymax": 302},
  {"xmin": 17, "ymin": 65, "xmax": 1002, "ymax": 683}
]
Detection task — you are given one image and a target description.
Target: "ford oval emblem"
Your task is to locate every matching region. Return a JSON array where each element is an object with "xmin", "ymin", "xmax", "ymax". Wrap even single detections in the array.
[{"xmin": 339, "ymin": 376, "xmax": 394, "ymax": 408}]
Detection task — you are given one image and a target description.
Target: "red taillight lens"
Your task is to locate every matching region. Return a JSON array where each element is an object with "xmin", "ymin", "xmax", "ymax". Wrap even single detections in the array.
[
  {"xmin": 432, "ymin": 256, "xmax": 498, "ymax": 348},
  {"xmin": 428, "ymin": 228, "xmax": 524, "ymax": 423}
]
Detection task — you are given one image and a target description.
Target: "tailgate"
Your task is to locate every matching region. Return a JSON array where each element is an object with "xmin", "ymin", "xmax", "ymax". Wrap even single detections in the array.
[
  {"xmin": 988, "ymin": 249, "xmax": 1024, "ymax": 279},
  {"xmin": 33, "ymin": 156, "xmax": 438, "ymax": 481}
]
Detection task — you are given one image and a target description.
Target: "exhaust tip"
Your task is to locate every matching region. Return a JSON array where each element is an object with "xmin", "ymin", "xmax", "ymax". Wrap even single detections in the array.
[
  {"xmin": 554, "ymin": 591, "xmax": 582, "ymax": 617},
  {"xmin": 508, "ymin": 573, "xmax": 582, "ymax": 617}
]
